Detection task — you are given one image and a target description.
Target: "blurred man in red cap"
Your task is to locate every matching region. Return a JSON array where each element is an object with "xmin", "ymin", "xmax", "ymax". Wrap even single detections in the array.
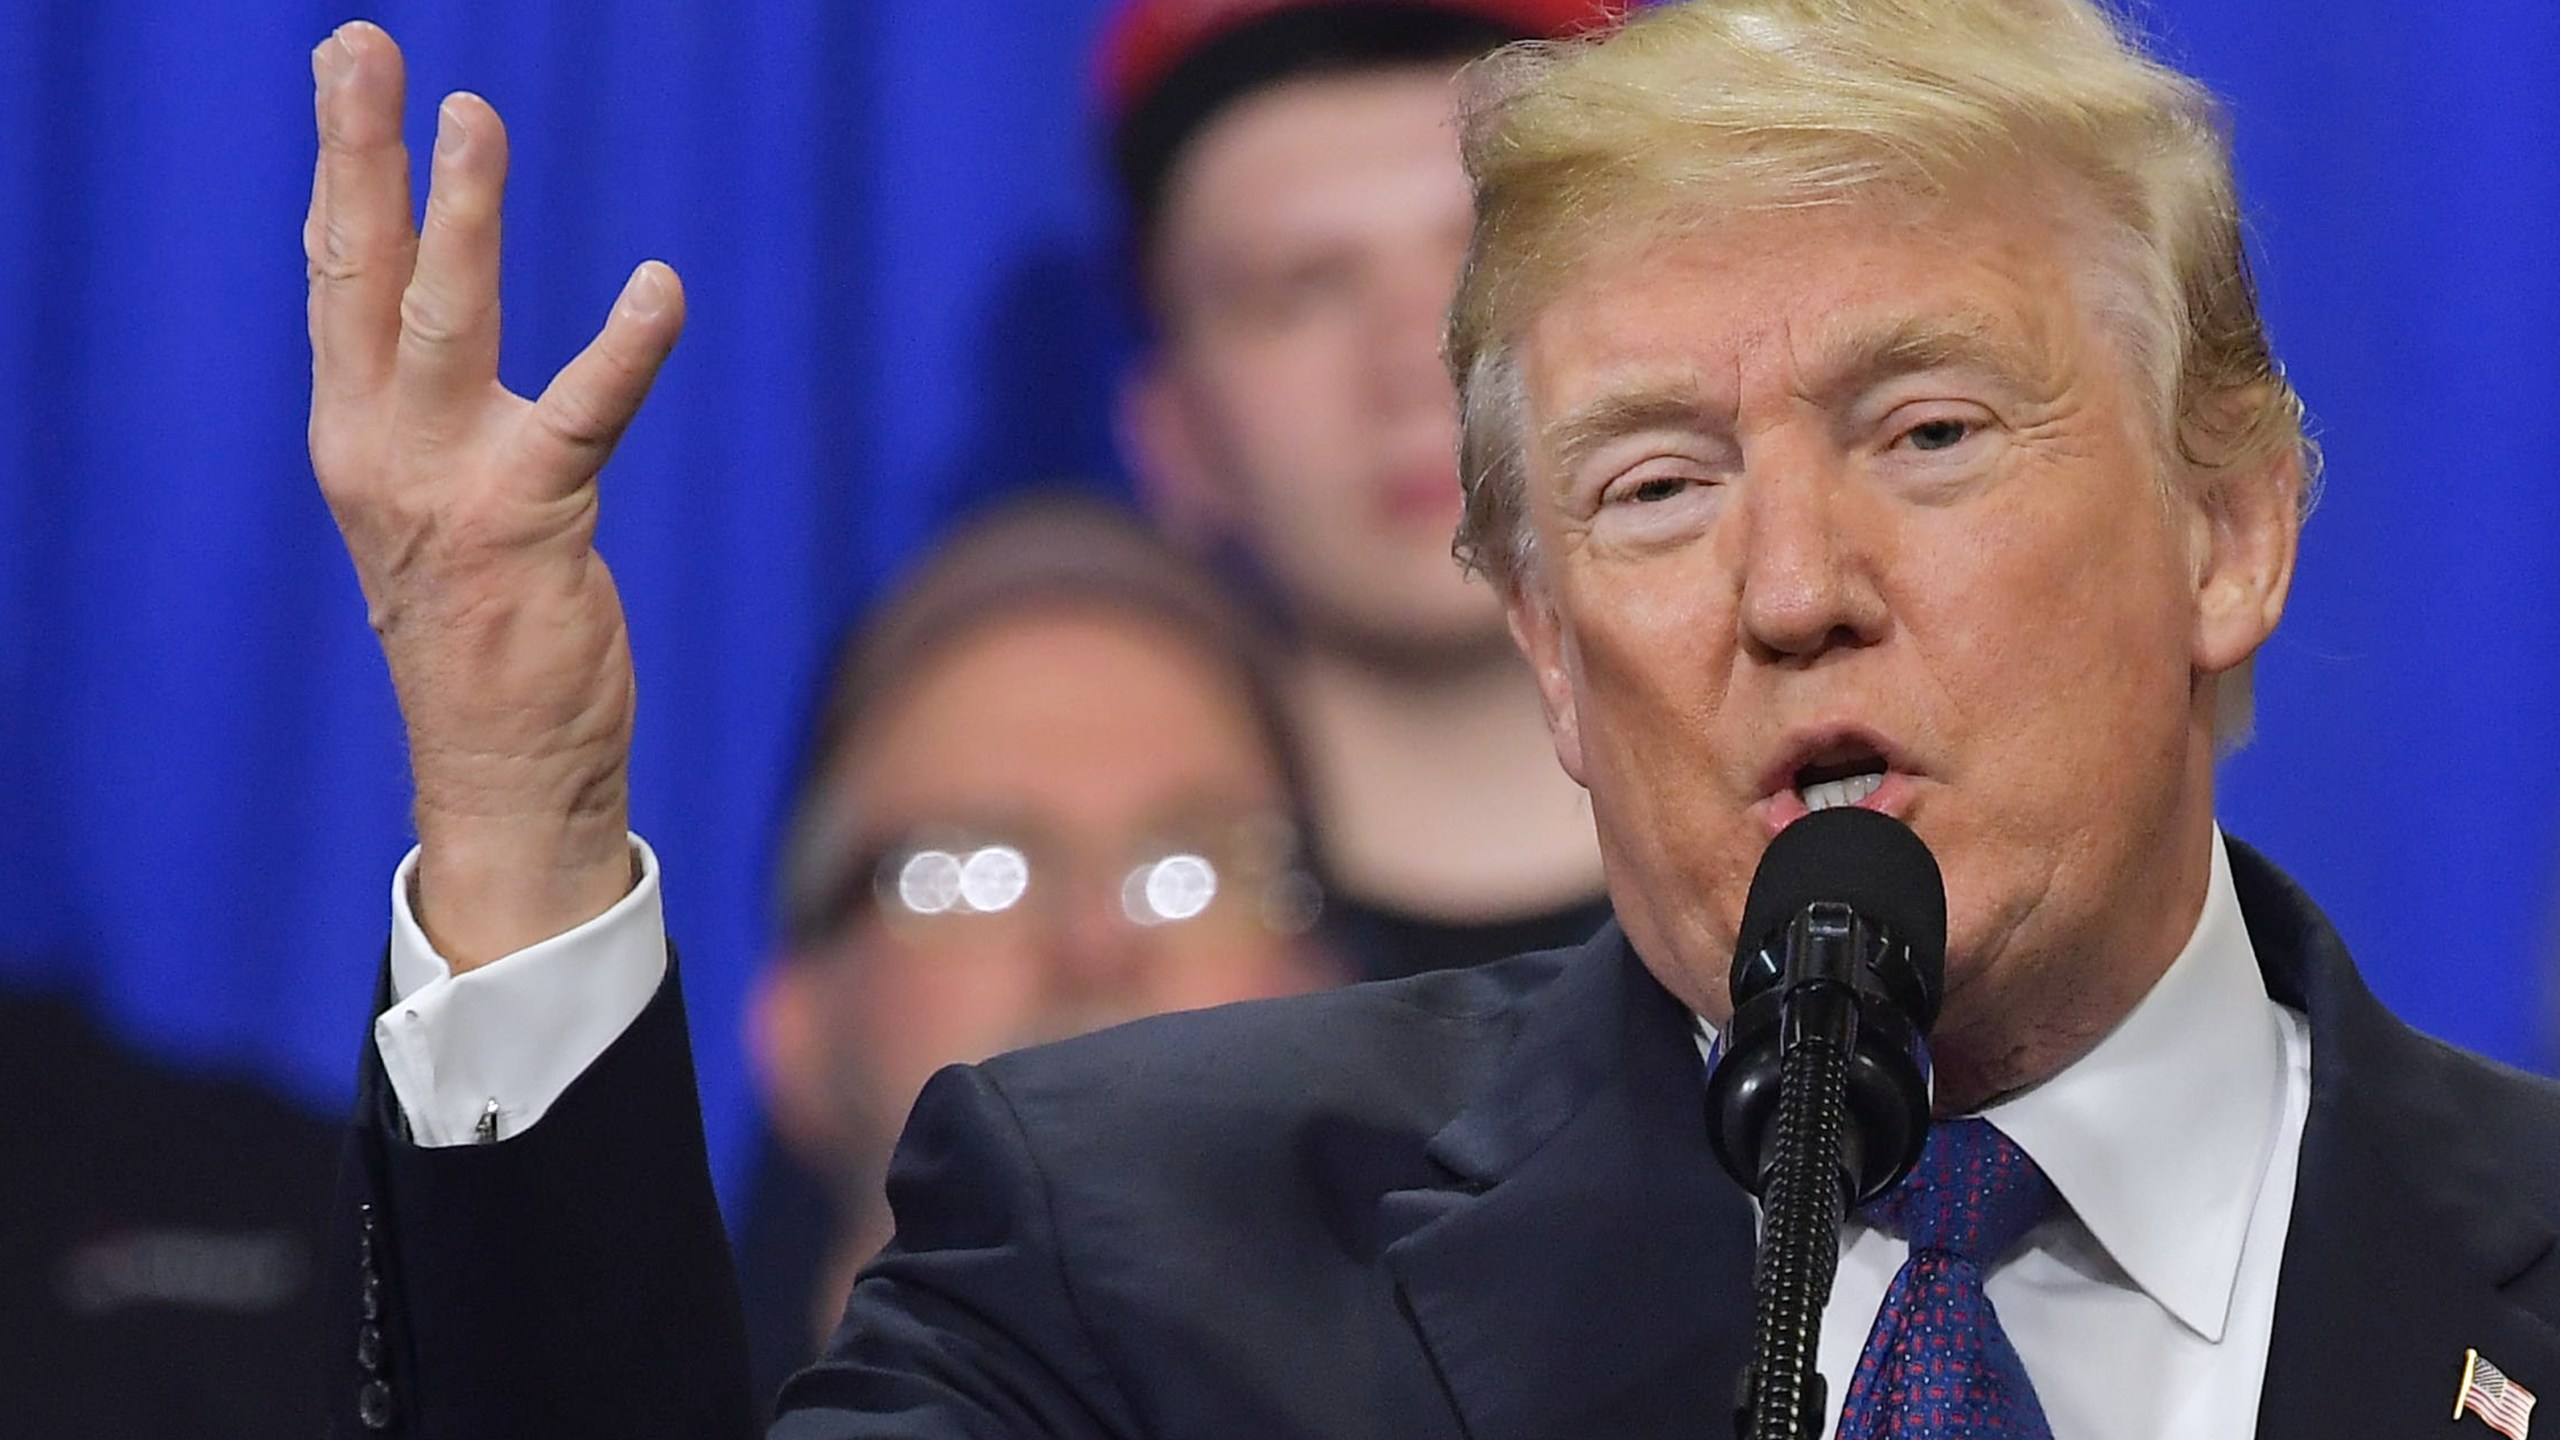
[{"xmin": 1100, "ymin": 0, "xmax": 1624, "ymax": 981}]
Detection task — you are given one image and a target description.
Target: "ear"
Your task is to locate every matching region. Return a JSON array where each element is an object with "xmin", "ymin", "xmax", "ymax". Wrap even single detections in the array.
[
  {"xmin": 745, "ymin": 957, "xmax": 837, "ymax": 1161},
  {"xmin": 2188, "ymin": 446, "xmax": 2304, "ymax": 681},
  {"xmin": 1119, "ymin": 356, "xmax": 1233, "ymax": 550},
  {"xmin": 1504, "ymin": 576, "xmax": 1591, "ymax": 786}
]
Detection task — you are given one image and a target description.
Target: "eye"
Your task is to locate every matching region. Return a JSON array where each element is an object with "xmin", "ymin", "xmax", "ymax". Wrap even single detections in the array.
[
  {"xmin": 1597, "ymin": 457, "xmax": 1718, "ymax": 509},
  {"xmin": 1902, "ymin": 417, "xmax": 1974, "ymax": 452},
  {"xmin": 1237, "ymin": 254, "xmax": 1361, "ymax": 328},
  {"xmin": 1591, "ymin": 464, "xmax": 1721, "ymax": 548}
]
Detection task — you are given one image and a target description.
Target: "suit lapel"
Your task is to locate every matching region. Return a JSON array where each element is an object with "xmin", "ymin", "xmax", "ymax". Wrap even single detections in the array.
[
  {"xmin": 1379, "ymin": 926, "xmax": 1759, "ymax": 1440},
  {"xmin": 1371, "ymin": 847, "xmax": 2560, "ymax": 1440},
  {"xmin": 2233, "ymin": 843, "xmax": 2560, "ymax": 1440}
]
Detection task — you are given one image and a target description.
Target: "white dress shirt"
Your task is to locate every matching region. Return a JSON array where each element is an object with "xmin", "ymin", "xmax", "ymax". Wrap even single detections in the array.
[
  {"xmin": 380, "ymin": 829, "xmax": 2311, "ymax": 1438},
  {"xmin": 1791, "ymin": 830, "xmax": 2313, "ymax": 1439}
]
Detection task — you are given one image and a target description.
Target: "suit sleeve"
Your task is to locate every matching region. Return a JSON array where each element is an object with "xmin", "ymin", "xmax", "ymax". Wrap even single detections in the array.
[
  {"xmin": 767, "ymin": 1065, "xmax": 1147, "ymax": 1440},
  {"xmin": 332, "ymin": 950, "xmax": 758, "ymax": 1440}
]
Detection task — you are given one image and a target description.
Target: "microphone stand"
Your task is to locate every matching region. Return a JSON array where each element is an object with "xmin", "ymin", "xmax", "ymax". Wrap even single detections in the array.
[
  {"xmin": 1734, "ymin": 923, "xmax": 1859, "ymax": 1440},
  {"xmin": 1704, "ymin": 809, "xmax": 1943, "ymax": 1440}
]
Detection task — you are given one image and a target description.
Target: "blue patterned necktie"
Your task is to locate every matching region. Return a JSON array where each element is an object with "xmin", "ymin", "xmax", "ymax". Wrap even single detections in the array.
[{"xmin": 1833, "ymin": 1117, "xmax": 2060, "ymax": 1440}]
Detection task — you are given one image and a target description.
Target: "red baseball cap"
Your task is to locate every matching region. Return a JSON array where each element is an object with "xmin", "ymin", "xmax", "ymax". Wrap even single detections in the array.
[{"xmin": 1096, "ymin": 0, "xmax": 1625, "ymax": 225}]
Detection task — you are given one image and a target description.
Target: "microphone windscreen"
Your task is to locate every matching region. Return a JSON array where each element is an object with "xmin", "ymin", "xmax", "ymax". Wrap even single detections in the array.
[{"xmin": 1737, "ymin": 808, "xmax": 1947, "ymax": 978}]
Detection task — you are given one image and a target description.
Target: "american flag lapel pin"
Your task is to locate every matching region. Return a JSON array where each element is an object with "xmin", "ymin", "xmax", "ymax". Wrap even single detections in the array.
[{"xmin": 2458, "ymin": 1348, "xmax": 2537, "ymax": 1440}]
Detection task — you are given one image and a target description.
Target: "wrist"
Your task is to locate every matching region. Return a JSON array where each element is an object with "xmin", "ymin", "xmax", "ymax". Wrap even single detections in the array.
[{"xmin": 412, "ymin": 808, "xmax": 636, "ymax": 971}]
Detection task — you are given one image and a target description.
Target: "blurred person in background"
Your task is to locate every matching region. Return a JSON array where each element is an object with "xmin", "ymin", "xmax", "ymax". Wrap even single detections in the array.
[
  {"xmin": 1103, "ymin": 0, "xmax": 1623, "ymax": 979},
  {"xmin": 731, "ymin": 495, "xmax": 1341, "ymax": 1406},
  {"xmin": 0, "ymin": 978, "xmax": 336, "ymax": 1437}
]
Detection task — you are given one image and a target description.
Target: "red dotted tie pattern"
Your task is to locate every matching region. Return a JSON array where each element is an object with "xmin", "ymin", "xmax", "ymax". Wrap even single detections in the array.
[{"xmin": 1833, "ymin": 1118, "xmax": 2059, "ymax": 1440}]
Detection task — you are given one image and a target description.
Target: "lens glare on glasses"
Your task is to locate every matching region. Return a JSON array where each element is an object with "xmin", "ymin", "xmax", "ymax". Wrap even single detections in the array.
[
  {"xmin": 860, "ymin": 819, "xmax": 1320, "ymax": 937},
  {"xmin": 893, "ymin": 845, "xmax": 1030, "ymax": 916},
  {"xmin": 1124, "ymin": 854, "xmax": 1217, "ymax": 925},
  {"xmin": 958, "ymin": 846, "xmax": 1031, "ymax": 913}
]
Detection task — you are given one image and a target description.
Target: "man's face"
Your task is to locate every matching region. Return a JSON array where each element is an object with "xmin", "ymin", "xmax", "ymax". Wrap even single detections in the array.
[
  {"xmin": 760, "ymin": 607, "xmax": 1330, "ymax": 1163},
  {"xmin": 1505, "ymin": 192, "xmax": 2294, "ymax": 1087},
  {"xmin": 1128, "ymin": 66, "xmax": 1505, "ymax": 663}
]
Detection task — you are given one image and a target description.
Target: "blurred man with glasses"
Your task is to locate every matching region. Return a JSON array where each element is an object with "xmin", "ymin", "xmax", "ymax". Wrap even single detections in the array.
[{"xmin": 733, "ymin": 496, "xmax": 1338, "ymax": 1405}]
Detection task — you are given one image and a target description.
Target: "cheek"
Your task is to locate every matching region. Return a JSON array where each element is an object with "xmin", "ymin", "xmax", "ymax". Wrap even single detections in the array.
[
  {"xmin": 1557, "ymin": 564, "xmax": 1736, "ymax": 792},
  {"xmin": 1199, "ymin": 337, "xmax": 1370, "ymax": 492},
  {"xmin": 1555, "ymin": 567, "xmax": 1761, "ymax": 906},
  {"xmin": 1897, "ymin": 491, "xmax": 2199, "ymax": 897},
  {"xmin": 1911, "ymin": 480, "xmax": 2192, "ymax": 717}
]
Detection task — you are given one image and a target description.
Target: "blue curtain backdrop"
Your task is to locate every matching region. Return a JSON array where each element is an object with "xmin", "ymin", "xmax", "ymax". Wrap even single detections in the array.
[{"xmin": 2, "ymin": 0, "xmax": 2554, "ymax": 1214}]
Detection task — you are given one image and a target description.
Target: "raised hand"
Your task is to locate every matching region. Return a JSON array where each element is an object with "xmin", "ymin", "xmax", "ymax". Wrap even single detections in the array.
[{"xmin": 304, "ymin": 22, "xmax": 683, "ymax": 970}]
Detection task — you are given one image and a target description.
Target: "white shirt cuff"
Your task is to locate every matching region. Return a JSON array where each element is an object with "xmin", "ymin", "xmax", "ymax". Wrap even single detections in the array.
[{"xmin": 374, "ymin": 836, "xmax": 669, "ymax": 1147}]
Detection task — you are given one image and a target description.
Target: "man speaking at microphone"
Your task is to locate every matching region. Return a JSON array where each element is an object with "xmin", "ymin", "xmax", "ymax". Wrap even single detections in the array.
[{"xmin": 307, "ymin": 2, "xmax": 2560, "ymax": 1438}]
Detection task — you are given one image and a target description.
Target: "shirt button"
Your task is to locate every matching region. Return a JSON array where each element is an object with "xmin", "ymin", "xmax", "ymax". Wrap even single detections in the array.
[
  {"xmin": 361, "ymin": 1272, "xmax": 383, "ymax": 1322},
  {"xmin": 356, "ymin": 1379, "xmax": 395, "ymax": 1430},
  {"xmin": 356, "ymin": 1322, "xmax": 385, "ymax": 1372}
]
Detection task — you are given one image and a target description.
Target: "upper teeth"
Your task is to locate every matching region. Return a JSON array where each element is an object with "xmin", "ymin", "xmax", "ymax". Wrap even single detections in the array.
[{"xmin": 1800, "ymin": 772, "xmax": 1884, "ymax": 811}]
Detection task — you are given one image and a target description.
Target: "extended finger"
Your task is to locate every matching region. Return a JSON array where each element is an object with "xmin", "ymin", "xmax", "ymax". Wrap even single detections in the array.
[
  {"xmin": 520, "ymin": 263, "xmax": 687, "ymax": 497},
  {"xmin": 307, "ymin": 21, "xmax": 417, "ymax": 406},
  {"xmin": 303, "ymin": 143, "xmax": 331, "ymax": 380},
  {"xmin": 395, "ymin": 92, "xmax": 510, "ymax": 414}
]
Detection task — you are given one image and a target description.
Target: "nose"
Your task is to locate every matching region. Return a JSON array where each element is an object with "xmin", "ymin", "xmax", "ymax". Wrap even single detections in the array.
[
  {"xmin": 1040, "ymin": 874, "xmax": 1154, "ymax": 1010},
  {"xmin": 1733, "ymin": 446, "xmax": 1889, "ymax": 664}
]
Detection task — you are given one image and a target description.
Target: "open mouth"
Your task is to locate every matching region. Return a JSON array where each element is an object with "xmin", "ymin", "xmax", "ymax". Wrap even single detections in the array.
[
  {"xmin": 1750, "ymin": 727, "xmax": 1912, "ymax": 835},
  {"xmin": 1791, "ymin": 749, "xmax": 1890, "ymax": 813}
]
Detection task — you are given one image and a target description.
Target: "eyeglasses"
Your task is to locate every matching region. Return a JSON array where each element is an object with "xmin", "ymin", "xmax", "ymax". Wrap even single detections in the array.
[{"xmin": 802, "ymin": 814, "xmax": 1322, "ymax": 944}]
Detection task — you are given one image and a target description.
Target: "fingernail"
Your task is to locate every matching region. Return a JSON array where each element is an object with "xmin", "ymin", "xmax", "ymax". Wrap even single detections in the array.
[
  {"xmin": 436, "ymin": 100, "xmax": 470, "ymax": 159},
  {"xmin": 312, "ymin": 32, "xmax": 353, "ymax": 89},
  {"xmin": 625, "ymin": 265, "xmax": 671, "ymax": 318}
]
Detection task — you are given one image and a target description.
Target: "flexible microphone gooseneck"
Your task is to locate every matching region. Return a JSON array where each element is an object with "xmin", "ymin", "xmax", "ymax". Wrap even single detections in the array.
[{"xmin": 1702, "ymin": 806, "xmax": 1947, "ymax": 1440}]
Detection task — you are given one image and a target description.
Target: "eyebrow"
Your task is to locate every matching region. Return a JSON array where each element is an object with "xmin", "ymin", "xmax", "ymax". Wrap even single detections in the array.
[{"xmin": 1542, "ymin": 389, "xmax": 1723, "ymax": 485}]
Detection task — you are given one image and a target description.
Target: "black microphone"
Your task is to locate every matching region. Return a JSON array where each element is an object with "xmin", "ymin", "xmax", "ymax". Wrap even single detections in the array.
[{"xmin": 1703, "ymin": 806, "xmax": 1946, "ymax": 1440}]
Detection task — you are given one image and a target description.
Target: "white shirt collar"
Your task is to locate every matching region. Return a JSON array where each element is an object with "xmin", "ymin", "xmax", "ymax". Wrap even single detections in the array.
[
  {"xmin": 1976, "ymin": 827, "xmax": 2288, "ymax": 1342},
  {"xmin": 1693, "ymin": 827, "xmax": 2290, "ymax": 1343}
]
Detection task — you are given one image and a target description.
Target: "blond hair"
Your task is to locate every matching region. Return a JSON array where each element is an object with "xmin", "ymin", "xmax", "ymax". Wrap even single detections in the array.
[{"xmin": 1445, "ymin": 0, "xmax": 2315, "ymax": 738}]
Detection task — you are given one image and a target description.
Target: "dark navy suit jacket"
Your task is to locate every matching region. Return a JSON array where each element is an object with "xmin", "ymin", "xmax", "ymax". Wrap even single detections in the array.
[{"xmin": 333, "ymin": 841, "xmax": 2560, "ymax": 1438}]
